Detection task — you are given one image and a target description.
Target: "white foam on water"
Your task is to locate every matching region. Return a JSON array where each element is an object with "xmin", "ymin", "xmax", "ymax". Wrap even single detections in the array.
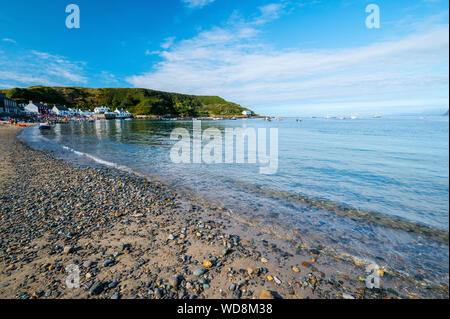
[
  {"xmin": 59, "ymin": 145, "xmax": 145, "ymax": 177},
  {"xmin": 19, "ymin": 126, "xmax": 144, "ymax": 178}
]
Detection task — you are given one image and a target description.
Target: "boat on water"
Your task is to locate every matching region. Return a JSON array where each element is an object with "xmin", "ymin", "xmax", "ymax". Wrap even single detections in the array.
[
  {"xmin": 104, "ymin": 112, "xmax": 117, "ymax": 120},
  {"xmin": 39, "ymin": 123, "xmax": 54, "ymax": 130}
]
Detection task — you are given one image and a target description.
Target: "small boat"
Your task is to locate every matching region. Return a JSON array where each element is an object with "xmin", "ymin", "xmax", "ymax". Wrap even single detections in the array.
[
  {"xmin": 39, "ymin": 123, "xmax": 54, "ymax": 130},
  {"xmin": 104, "ymin": 112, "xmax": 117, "ymax": 120}
]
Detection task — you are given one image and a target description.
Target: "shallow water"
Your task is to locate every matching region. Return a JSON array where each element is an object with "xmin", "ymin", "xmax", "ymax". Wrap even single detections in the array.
[{"xmin": 19, "ymin": 116, "xmax": 449, "ymax": 284}]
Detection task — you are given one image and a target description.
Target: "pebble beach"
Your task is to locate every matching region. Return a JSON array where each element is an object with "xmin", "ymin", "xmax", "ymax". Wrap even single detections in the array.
[{"xmin": 0, "ymin": 124, "xmax": 448, "ymax": 299}]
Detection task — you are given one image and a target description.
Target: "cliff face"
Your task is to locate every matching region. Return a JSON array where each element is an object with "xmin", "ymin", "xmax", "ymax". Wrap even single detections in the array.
[{"xmin": 0, "ymin": 86, "xmax": 255, "ymax": 117}]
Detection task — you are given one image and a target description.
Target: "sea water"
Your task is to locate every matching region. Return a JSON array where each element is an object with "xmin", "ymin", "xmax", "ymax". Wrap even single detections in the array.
[{"xmin": 20, "ymin": 116, "xmax": 449, "ymax": 284}]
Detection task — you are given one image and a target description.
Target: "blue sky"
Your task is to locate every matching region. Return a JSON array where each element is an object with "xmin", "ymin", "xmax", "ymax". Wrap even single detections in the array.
[{"xmin": 0, "ymin": 0, "xmax": 448, "ymax": 116}]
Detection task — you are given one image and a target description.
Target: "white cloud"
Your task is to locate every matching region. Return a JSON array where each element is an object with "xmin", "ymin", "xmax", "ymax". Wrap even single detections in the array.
[
  {"xmin": 127, "ymin": 8, "xmax": 449, "ymax": 115},
  {"xmin": 182, "ymin": 0, "xmax": 215, "ymax": 9},
  {"xmin": 2, "ymin": 38, "xmax": 17, "ymax": 44},
  {"xmin": 161, "ymin": 37, "xmax": 176, "ymax": 49},
  {"xmin": 0, "ymin": 49, "xmax": 87, "ymax": 87},
  {"xmin": 253, "ymin": 3, "xmax": 285, "ymax": 25},
  {"xmin": 99, "ymin": 71, "xmax": 118, "ymax": 84}
]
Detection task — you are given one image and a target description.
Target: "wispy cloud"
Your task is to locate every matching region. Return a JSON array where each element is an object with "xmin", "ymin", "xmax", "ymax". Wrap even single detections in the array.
[
  {"xmin": 161, "ymin": 37, "xmax": 176, "ymax": 49},
  {"xmin": 145, "ymin": 49, "xmax": 159, "ymax": 56},
  {"xmin": 127, "ymin": 4, "xmax": 449, "ymax": 115},
  {"xmin": 0, "ymin": 49, "xmax": 87, "ymax": 88},
  {"xmin": 2, "ymin": 38, "xmax": 17, "ymax": 44},
  {"xmin": 98, "ymin": 71, "xmax": 119, "ymax": 84},
  {"xmin": 253, "ymin": 3, "xmax": 285, "ymax": 25},
  {"xmin": 182, "ymin": 0, "xmax": 215, "ymax": 9}
]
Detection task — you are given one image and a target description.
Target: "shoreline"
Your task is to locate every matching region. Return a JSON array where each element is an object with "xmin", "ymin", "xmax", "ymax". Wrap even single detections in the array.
[{"xmin": 0, "ymin": 124, "xmax": 448, "ymax": 299}]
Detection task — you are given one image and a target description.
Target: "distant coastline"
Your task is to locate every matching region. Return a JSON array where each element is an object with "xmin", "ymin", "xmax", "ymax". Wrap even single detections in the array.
[{"xmin": 0, "ymin": 86, "xmax": 256, "ymax": 118}]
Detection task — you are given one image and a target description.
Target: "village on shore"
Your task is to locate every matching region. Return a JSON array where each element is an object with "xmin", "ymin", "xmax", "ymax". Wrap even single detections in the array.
[
  {"xmin": 1, "ymin": 93, "xmax": 257, "ymax": 126},
  {"xmin": 0, "ymin": 92, "xmax": 133, "ymax": 124}
]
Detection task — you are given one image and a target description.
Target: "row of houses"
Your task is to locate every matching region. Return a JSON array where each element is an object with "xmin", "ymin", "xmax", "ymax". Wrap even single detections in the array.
[
  {"xmin": 52, "ymin": 105, "xmax": 93, "ymax": 117},
  {"xmin": 94, "ymin": 106, "xmax": 132, "ymax": 118},
  {"xmin": 0, "ymin": 93, "xmax": 20, "ymax": 114},
  {"xmin": 22, "ymin": 101, "xmax": 132, "ymax": 118},
  {"xmin": 23, "ymin": 101, "xmax": 91, "ymax": 117},
  {"xmin": 1, "ymin": 94, "xmax": 136, "ymax": 121}
]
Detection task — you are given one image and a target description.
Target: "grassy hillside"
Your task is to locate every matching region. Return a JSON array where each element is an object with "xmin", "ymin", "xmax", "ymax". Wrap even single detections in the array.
[{"xmin": 0, "ymin": 86, "xmax": 255, "ymax": 117}]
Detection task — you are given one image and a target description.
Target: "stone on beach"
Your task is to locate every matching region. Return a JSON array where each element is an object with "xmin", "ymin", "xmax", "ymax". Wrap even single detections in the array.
[
  {"xmin": 63, "ymin": 246, "xmax": 73, "ymax": 255},
  {"xmin": 193, "ymin": 268, "xmax": 206, "ymax": 277},
  {"xmin": 170, "ymin": 275, "xmax": 183, "ymax": 289},
  {"xmin": 89, "ymin": 282, "xmax": 105, "ymax": 296},
  {"xmin": 259, "ymin": 290, "xmax": 277, "ymax": 299},
  {"xmin": 102, "ymin": 259, "xmax": 115, "ymax": 267}
]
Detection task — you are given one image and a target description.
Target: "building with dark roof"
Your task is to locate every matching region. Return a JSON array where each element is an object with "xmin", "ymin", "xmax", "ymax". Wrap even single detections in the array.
[
  {"xmin": 0, "ymin": 93, "xmax": 20, "ymax": 114},
  {"xmin": 24, "ymin": 101, "xmax": 52, "ymax": 115}
]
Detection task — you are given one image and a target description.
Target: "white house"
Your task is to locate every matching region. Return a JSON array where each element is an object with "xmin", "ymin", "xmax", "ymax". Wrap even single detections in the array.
[
  {"xmin": 52, "ymin": 105, "xmax": 71, "ymax": 116},
  {"xmin": 74, "ymin": 109, "xmax": 93, "ymax": 117},
  {"xmin": 25, "ymin": 101, "xmax": 51, "ymax": 115},
  {"xmin": 242, "ymin": 111, "xmax": 252, "ymax": 117},
  {"xmin": 67, "ymin": 108, "xmax": 78, "ymax": 116},
  {"xmin": 24, "ymin": 101, "xmax": 40, "ymax": 114},
  {"xmin": 114, "ymin": 108, "xmax": 132, "ymax": 118},
  {"xmin": 81, "ymin": 110, "xmax": 93, "ymax": 117},
  {"xmin": 94, "ymin": 106, "xmax": 110, "ymax": 114}
]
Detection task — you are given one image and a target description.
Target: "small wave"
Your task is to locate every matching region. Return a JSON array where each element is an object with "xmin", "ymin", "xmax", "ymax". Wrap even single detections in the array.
[
  {"xmin": 19, "ymin": 126, "xmax": 146, "ymax": 179},
  {"xmin": 252, "ymin": 185, "xmax": 449, "ymax": 243},
  {"xmin": 59, "ymin": 145, "xmax": 148, "ymax": 178},
  {"xmin": 192, "ymin": 173, "xmax": 449, "ymax": 243}
]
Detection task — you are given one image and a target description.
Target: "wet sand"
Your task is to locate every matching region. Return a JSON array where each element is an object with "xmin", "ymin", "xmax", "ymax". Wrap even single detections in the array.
[{"xmin": 0, "ymin": 124, "xmax": 448, "ymax": 299}]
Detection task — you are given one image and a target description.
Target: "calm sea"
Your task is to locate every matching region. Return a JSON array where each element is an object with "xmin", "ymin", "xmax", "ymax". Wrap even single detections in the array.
[{"xmin": 20, "ymin": 116, "xmax": 449, "ymax": 283}]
